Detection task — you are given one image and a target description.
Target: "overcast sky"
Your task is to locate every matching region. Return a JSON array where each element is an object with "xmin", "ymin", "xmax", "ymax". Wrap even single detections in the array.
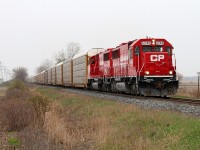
[{"xmin": 0, "ymin": 0, "xmax": 200, "ymax": 76}]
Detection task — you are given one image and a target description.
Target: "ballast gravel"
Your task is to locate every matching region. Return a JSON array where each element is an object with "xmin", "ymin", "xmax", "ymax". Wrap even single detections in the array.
[{"xmin": 61, "ymin": 88, "xmax": 200, "ymax": 117}]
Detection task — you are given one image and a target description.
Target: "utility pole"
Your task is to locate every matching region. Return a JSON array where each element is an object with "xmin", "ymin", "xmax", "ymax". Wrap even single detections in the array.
[
  {"xmin": 0, "ymin": 61, "xmax": 11, "ymax": 83},
  {"xmin": 197, "ymin": 72, "xmax": 200, "ymax": 99}
]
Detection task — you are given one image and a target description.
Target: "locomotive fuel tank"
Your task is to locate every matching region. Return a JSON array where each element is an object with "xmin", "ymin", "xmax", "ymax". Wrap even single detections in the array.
[
  {"xmin": 115, "ymin": 82, "xmax": 127, "ymax": 92},
  {"xmin": 91, "ymin": 82, "xmax": 102, "ymax": 90},
  {"xmin": 111, "ymin": 82, "xmax": 129, "ymax": 92}
]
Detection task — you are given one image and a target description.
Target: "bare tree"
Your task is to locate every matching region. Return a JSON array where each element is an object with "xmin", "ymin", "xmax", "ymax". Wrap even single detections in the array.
[
  {"xmin": 53, "ymin": 42, "xmax": 81, "ymax": 64},
  {"xmin": 53, "ymin": 49, "xmax": 67, "ymax": 64},
  {"xmin": 12, "ymin": 67, "xmax": 28, "ymax": 82},
  {"xmin": 36, "ymin": 59, "xmax": 52, "ymax": 74},
  {"xmin": 66, "ymin": 42, "xmax": 80, "ymax": 59}
]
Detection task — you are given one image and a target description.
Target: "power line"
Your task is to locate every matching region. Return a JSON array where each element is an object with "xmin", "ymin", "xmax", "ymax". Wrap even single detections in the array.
[{"xmin": 0, "ymin": 61, "xmax": 11, "ymax": 83}]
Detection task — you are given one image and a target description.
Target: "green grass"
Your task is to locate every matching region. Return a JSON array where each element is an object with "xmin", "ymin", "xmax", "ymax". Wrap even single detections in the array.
[
  {"xmin": 37, "ymin": 87, "xmax": 200, "ymax": 150},
  {"xmin": 108, "ymin": 111, "xmax": 200, "ymax": 149},
  {"xmin": 173, "ymin": 95, "xmax": 191, "ymax": 99},
  {"xmin": 35, "ymin": 87, "xmax": 60, "ymax": 101},
  {"xmin": 8, "ymin": 137, "xmax": 20, "ymax": 148}
]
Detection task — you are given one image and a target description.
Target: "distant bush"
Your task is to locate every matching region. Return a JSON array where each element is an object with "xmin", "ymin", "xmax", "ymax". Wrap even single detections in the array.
[
  {"xmin": 4, "ymin": 80, "xmax": 29, "ymax": 100},
  {"xmin": 8, "ymin": 79, "xmax": 27, "ymax": 91},
  {"xmin": 30, "ymin": 93, "xmax": 51, "ymax": 126},
  {"xmin": 12, "ymin": 67, "xmax": 28, "ymax": 82}
]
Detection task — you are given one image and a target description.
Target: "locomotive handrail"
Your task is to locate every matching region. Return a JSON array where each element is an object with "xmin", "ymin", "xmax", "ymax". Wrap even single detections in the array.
[
  {"xmin": 172, "ymin": 54, "xmax": 176, "ymax": 69},
  {"xmin": 138, "ymin": 54, "xmax": 145, "ymax": 79}
]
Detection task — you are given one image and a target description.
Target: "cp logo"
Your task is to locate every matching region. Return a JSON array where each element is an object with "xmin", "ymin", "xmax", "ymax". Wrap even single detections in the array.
[{"xmin": 150, "ymin": 55, "xmax": 164, "ymax": 61}]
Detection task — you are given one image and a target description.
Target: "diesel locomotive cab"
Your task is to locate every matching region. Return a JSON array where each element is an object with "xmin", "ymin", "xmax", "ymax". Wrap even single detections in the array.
[{"xmin": 137, "ymin": 39, "xmax": 179, "ymax": 96}]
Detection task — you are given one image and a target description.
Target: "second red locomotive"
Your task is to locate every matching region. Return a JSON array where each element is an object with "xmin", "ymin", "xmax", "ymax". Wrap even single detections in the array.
[{"xmin": 88, "ymin": 38, "xmax": 178, "ymax": 96}]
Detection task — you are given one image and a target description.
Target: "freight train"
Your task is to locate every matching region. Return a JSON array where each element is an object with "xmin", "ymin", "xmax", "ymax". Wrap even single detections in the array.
[{"xmin": 30, "ymin": 38, "xmax": 179, "ymax": 96}]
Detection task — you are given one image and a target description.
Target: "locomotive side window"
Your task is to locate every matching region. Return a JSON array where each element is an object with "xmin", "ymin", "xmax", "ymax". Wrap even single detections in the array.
[
  {"xmin": 166, "ymin": 46, "xmax": 171, "ymax": 55},
  {"xmin": 104, "ymin": 53, "xmax": 109, "ymax": 61},
  {"xmin": 112, "ymin": 50, "xmax": 119, "ymax": 59},
  {"xmin": 134, "ymin": 46, "xmax": 140, "ymax": 55}
]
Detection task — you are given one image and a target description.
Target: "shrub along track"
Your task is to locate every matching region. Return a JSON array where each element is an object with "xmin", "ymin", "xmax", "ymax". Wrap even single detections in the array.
[{"xmin": 39, "ymin": 85, "xmax": 200, "ymax": 117}]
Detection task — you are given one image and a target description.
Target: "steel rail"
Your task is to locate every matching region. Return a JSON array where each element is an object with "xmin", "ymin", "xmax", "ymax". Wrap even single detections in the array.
[{"xmin": 36, "ymin": 84, "xmax": 200, "ymax": 106}]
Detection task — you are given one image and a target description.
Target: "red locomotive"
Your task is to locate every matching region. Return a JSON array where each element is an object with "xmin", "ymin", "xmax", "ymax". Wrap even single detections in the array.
[
  {"xmin": 32, "ymin": 37, "xmax": 179, "ymax": 97},
  {"xmin": 88, "ymin": 38, "xmax": 178, "ymax": 96}
]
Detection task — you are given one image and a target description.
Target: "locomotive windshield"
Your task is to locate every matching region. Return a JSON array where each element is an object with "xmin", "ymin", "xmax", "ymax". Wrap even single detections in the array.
[{"xmin": 142, "ymin": 46, "xmax": 163, "ymax": 52}]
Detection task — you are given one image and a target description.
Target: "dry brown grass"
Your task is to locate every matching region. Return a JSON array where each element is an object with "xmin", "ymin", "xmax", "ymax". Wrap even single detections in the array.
[
  {"xmin": 0, "ymin": 83, "xmax": 36, "ymax": 149},
  {"xmin": 0, "ymin": 82, "xmax": 59, "ymax": 149},
  {"xmin": 1, "ymin": 84, "xmax": 200, "ymax": 149},
  {"xmin": 0, "ymin": 90, "xmax": 35, "ymax": 132},
  {"xmin": 176, "ymin": 81, "xmax": 200, "ymax": 99},
  {"xmin": 176, "ymin": 87, "xmax": 199, "ymax": 99},
  {"xmin": 38, "ymin": 89, "xmax": 175, "ymax": 149},
  {"xmin": 0, "ymin": 99, "xmax": 35, "ymax": 131},
  {"xmin": 39, "ymin": 87, "xmax": 200, "ymax": 150},
  {"xmin": 44, "ymin": 101, "xmax": 111, "ymax": 149}
]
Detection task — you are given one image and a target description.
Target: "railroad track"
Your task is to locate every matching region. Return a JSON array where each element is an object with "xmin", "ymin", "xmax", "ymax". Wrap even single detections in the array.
[
  {"xmin": 164, "ymin": 97, "xmax": 200, "ymax": 106},
  {"xmin": 61, "ymin": 87, "xmax": 200, "ymax": 107},
  {"xmin": 36, "ymin": 85, "xmax": 200, "ymax": 117},
  {"xmin": 40, "ymin": 85, "xmax": 200, "ymax": 107},
  {"xmin": 80, "ymin": 87, "xmax": 200, "ymax": 106}
]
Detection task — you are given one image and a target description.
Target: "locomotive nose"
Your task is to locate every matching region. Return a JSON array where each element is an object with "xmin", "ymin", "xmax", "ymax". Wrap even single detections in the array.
[{"xmin": 144, "ymin": 52, "xmax": 169, "ymax": 76}]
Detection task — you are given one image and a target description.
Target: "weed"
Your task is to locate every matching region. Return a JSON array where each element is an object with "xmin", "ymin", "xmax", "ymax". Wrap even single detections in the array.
[
  {"xmin": 30, "ymin": 93, "xmax": 51, "ymax": 126},
  {"xmin": 8, "ymin": 137, "xmax": 20, "ymax": 148}
]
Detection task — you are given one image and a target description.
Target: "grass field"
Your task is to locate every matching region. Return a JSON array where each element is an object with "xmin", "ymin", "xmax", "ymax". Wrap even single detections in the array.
[
  {"xmin": 1, "ymin": 82, "xmax": 199, "ymax": 149},
  {"xmin": 36, "ymin": 87, "xmax": 200, "ymax": 150},
  {"xmin": 175, "ymin": 81, "xmax": 199, "ymax": 99}
]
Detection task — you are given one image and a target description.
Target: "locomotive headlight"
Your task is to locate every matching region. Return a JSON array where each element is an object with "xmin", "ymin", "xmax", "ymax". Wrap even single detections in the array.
[
  {"xmin": 169, "ymin": 71, "xmax": 173, "ymax": 75},
  {"xmin": 145, "ymin": 71, "xmax": 149, "ymax": 75}
]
